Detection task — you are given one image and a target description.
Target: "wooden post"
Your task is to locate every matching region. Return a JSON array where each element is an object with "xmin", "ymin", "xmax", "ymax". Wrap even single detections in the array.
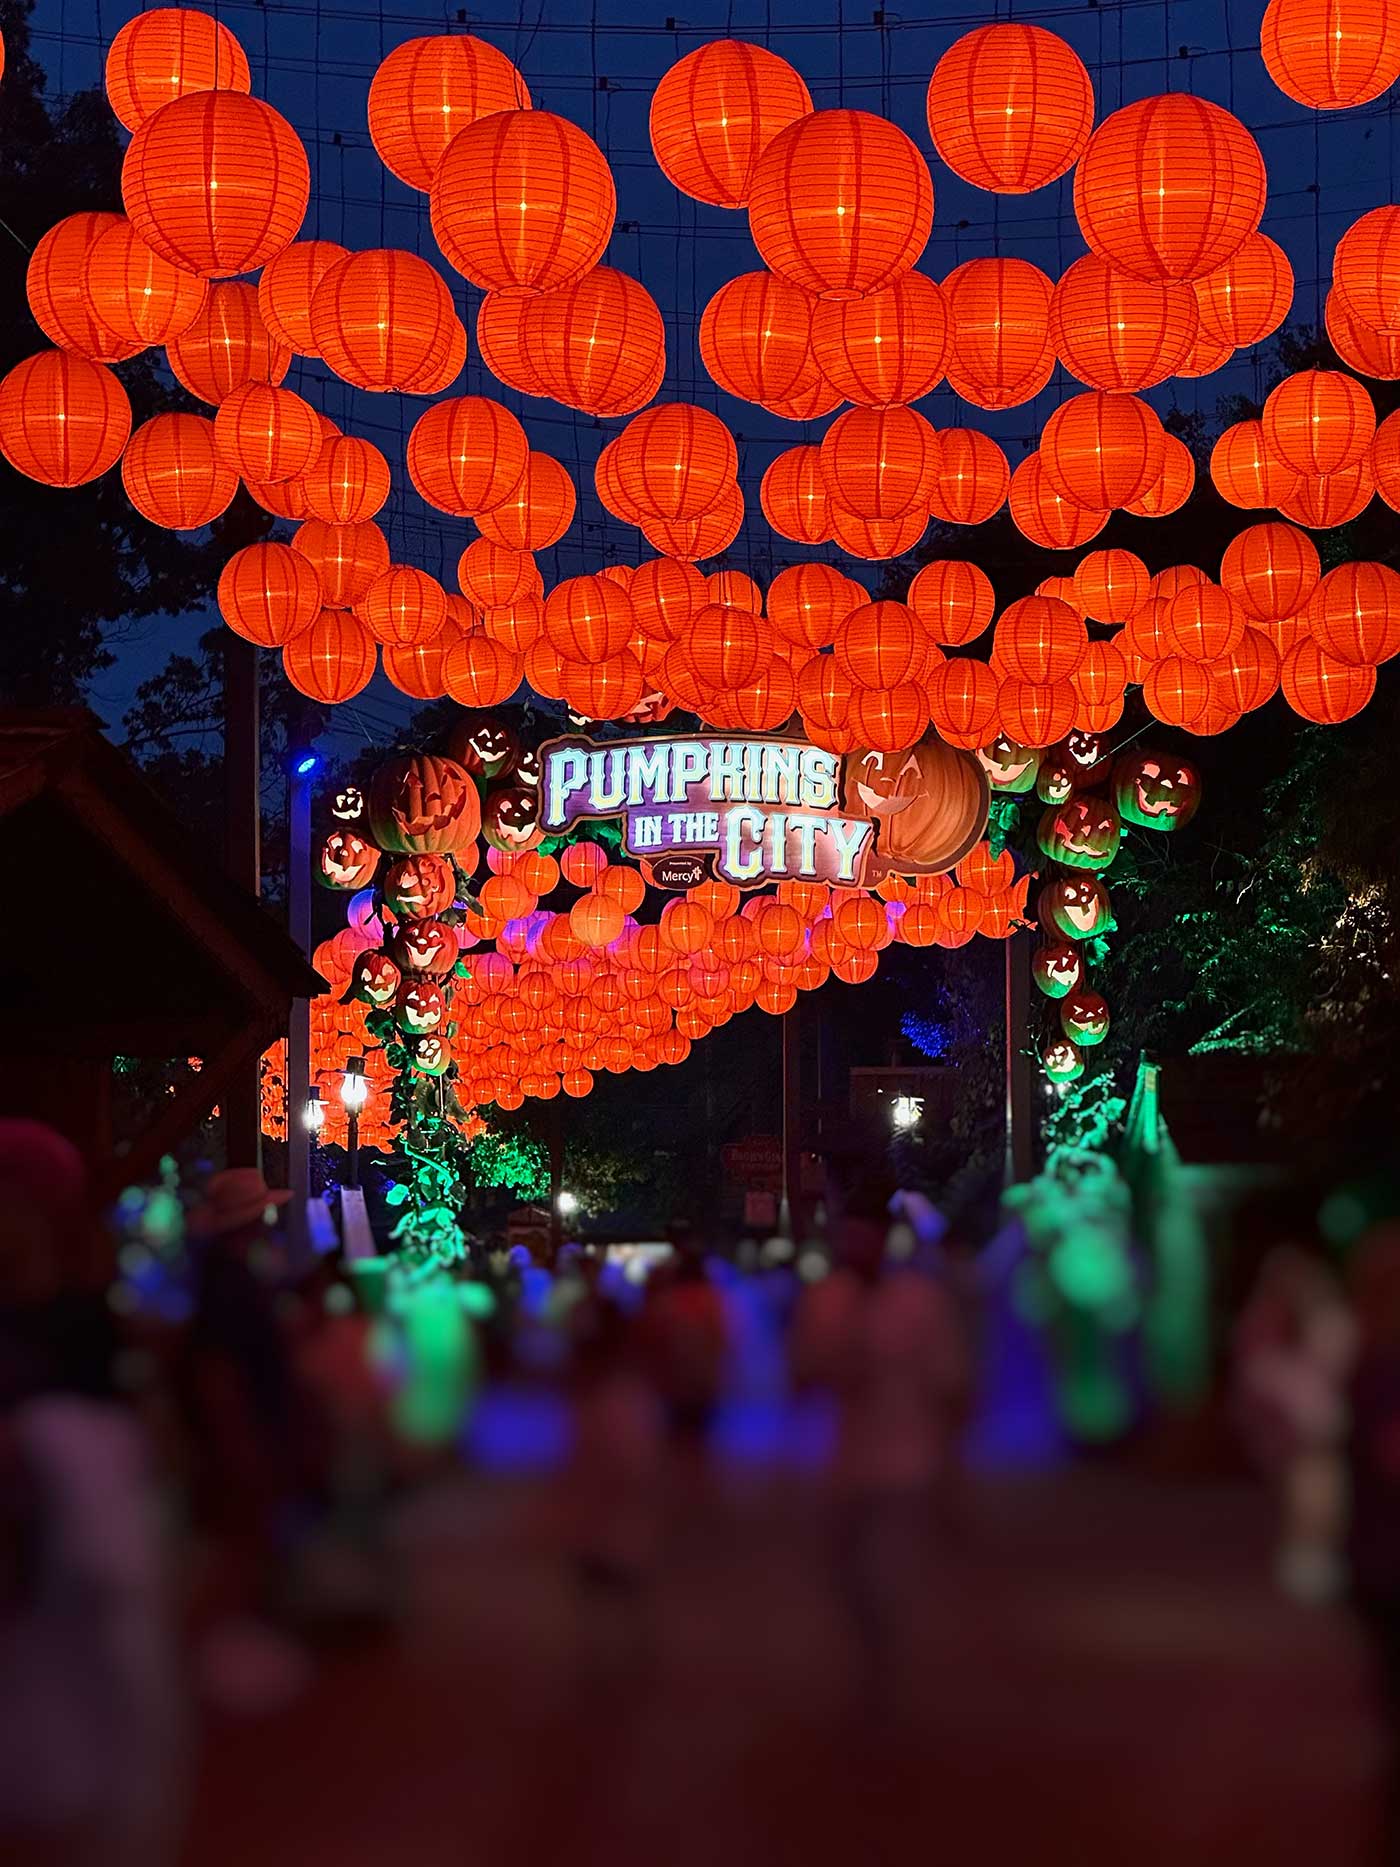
[{"xmin": 222, "ymin": 635, "xmax": 262, "ymax": 1168}]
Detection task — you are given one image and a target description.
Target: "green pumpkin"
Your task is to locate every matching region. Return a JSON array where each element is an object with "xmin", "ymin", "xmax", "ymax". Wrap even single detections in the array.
[
  {"xmin": 1032, "ymin": 940, "xmax": 1083, "ymax": 1000},
  {"xmin": 976, "ymin": 734, "xmax": 1042, "ymax": 794},
  {"xmin": 408, "ymin": 1033, "xmax": 453, "ymax": 1077},
  {"xmin": 1038, "ymin": 875, "xmax": 1113, "ymax": 941},
  {"xmin": 1036, "ymin": 794, "xmax": 1122, "ymax": 871},
  {"xmin": 1061, "ymin": 989, "xmax": 1110, "ymax": 1047},
  {"xmin": 1113, "ymin": 750, "xmax": 1201, "ymax": 832},
  {"xmin": 1035, "ymin": 754, "xmax": 1077, "ymax": 805},
  {"xmin": 1043, "ymin": 1038, "xmax": 1085, "ymax": 1082}
]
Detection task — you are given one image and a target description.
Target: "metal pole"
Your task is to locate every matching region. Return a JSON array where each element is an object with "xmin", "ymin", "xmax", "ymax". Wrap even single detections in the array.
[
  {"xmin": 222, "ymin": 634, "xmax": 262, "ymax": 1167},
  {"xmin": 548, "ymin": 1098, "xmax": 564, "ymax": 1262},
  {"xmin": 287, "ymin": 758, "xmax": 313, "ymax": 1257},
  {"xmin": 780, "ymin": 1004, "xmax": 800, "ymax": 1240},
  {"xmin": 347, "ymin": 1109, "xmax": 360, "ymax": 1189}
]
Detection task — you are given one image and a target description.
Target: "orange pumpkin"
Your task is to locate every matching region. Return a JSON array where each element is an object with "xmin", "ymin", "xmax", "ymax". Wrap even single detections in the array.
[
  {"xmin": 843, "ymin": 739, "xmax": 989, "ymax": 877},
  {"xmin": 367, "ymin": 753, "xmax": 481, "ymax": 855}
]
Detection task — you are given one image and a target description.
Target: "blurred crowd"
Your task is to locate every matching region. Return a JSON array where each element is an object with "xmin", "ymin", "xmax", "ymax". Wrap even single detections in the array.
[{"xmin": 3, "ymin": 1115, "xmax": 1400, "ymax": 1862}]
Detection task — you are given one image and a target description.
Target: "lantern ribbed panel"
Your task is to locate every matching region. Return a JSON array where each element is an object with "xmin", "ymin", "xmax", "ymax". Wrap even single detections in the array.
[
  {"xmin": 284, "ymin": 609, "xmax": 378, "ymax": 702},
  {"xmin": 848, "ymin": 683, "xmax": 929, "ymax": 752},
  {"xmin": 926, "ymin": 428, "xmax": 1010, "ymax": 524},
  {"xmin": 105, "ymin": 7, "xmax": 250, "ymax": 131},
  {"xmin": 1041, "ymin": 392, "xmax": 1166, "ymax": 509},
  {"xmin": 1163, "ymin": 583, "xmax": 1248, "ymax": 658},
  {"xmin": 612, "ymin": 403, "xmax": 737, "ymax": 522},
  {"xmin": 1072, "ymin": 640, "xmax": 1129, "ymax": 706},
  {"xmin": 828, "ymin": 505, "xmax": 928, "ymax": 561},
  {"xmin": 1074, "ymin": 548, "xmax": 1150, "ymax": 623},
  {"xmin": 217, "ymin": 541, "xmax": 322, "ymax": 647},
  {"xmin": 927, "ymin": 658, "xmax": 1000, "ymax": 749},
  {"xmin": 1277, "ymin": 455, "xmax": 1375, "ymax": 526},
  {"xmin": 761, "ymin": 445, "xmax": 832, "ymax": 545},
  {"xmin": 1281, "ymin": 636, "xmax": 1378, "ymax": 719},
  {"xmin": 292, "ymin": 519, "xmax": 390, "ymax": 607},
  {"xmin": 642, "ymin": 485, "xmax": 743, "ymax": 562},
  {"xmin": 445, "ymin": 635, "xmax": 526, "ymax": 706},
  {"xmin": 522, "ymin": 266, "xmax": 664, "ymax": 416},
  {"xmin": 122, "ymin": 91, "xmax": 310, "ymax": 279},
  {"xmin": 474, "ymin": 452, "xmax": 576, "ymax": 551},
  {"xmin": 996, "ymin": 677, "xmax": 1077, "ymax": 747},
  {"xmin": 256, "ymin": 241, "xmax": 350, "ymax": 355},
  {"xmin": 1177, "ymin": 325, "xmax": 1235, "ymax": 378},
  {"xmin": 819, "ymin": 406, "xmax": 941, "ymax": 521},
  {"xmin": 214, "ymin": 383, "xmax": 322, "ymax": 483},
  {"xmin": 1049, "ymin": 255, "xmax": 1199, "ymax": 392},
  {"xmin": 167, "ymin": 281, "xmax": 290, "ymax": 404},
  {"xmin": 559, "ymin": 651, "xmax": 643, "ymax": 720},
  {"xmin": 459, "ymin": 539, "xmax": 542, "ymax": 609},
  {"xmin": 1126, "ymin": 434, "xmax": 1196, "ymax": 516},
  {"xmin": 649, "ymin": 40, "xmax": 812, "ymax": 208},
  {"xmin": 476, "ymin": 294, "xmax": 550, "ymax": 395},
  {"xmin": 1220, "ymin": 522, "xmax": 1320, "ymax": 621},
  {"xmin": 629, "ymin": 558, "xmax": 706, "ymax": 640},
  {"xmin": 1210, "ymin": 630, "xmax": 1282, "ymax": 712},
  {"xmin": 699, "ymin": 270, "xmax": 815, "ymax": 405},
  {"xmin": 907, "ymin": 559, "xmax": 994, "ymax": 645},
  {"xmin": 1261, "ymin": 0, "xmax": 1400, "ymax": 107},
  {"xmin": 1307, "ymin": 561, "xmax": 1400, "ymax": 662},
  {"xmin": 926, "ymin": 23, "xmax": 1094, "ymax": 194},
  {"xmin": 943, "ymin": 258, "xmax": 1054, "ymax": 409},
  {"xmin": 121, "ymin": 412, "xmax": 237, "ymax": 528},
  {"xmin": 768, "ymin": 563, "xmax": 864, "ymax": 648},
  {"xmin": 1073, "ymin": 95, "xmax": 1267, "ymax": 282},
  {"xmin": 309, "ymin": 249, "xmax": 456, "ymax": 393},
  {"xmin": 406, "ymin": 396, "xmax": 529, "ymax": 517},
  {"xmin": 359, "ymin": 566, "xmax": 450, "ymax": 648},
  {"xmin": 369, "ymin": 35, "xmax": 529, "ymax": 192},
  {"xmin": 382, "ymin": 622, "xmax": 462, "ymax": 700},
  {"xmin": 1262, "ymin": 368, "xmax": 1375, "ymax": 475},
  {"xmin": 431, "ymin": 110, "xmax": 616, "ymax": 295},
  {"xmin": 1327, "ymin": 289, "xmax": 1400, "ymax": 378},
  {"xmin": 748, "ymin": 109, "xmax": 934, "ymax": 301},
  {"xmin": 833, "ymin": 600, "xmax": 933, "ymax": 686},
  {"xmin": 0, "ymin": 349, "xmax": 131, "ymax": 487},
  {"xmin": 810, "ymin": 273, "xmax": 948, "ymax": 407},
  {"xmin": 1143, "ymin": 657, "xmax": 1213, "ymax": 726},
  {"xmin": 87, "ymin": 218, "xmax": 209, "ymax": 347},
  {"xmin": 544, "ymin": 575, "xmax": 634, "ymax": 661},
  {"xmin": 1333, "ymin": 207, "xmax": 1400, "ymax": 335},
  {"xmin": 1209, "ymin": 419, "xmax": 1301, "ymax": 508},
  {"xmin": 993, "ymin": 596, "xmax": 1087, "ymax": 682},
  {"xmin": 1193, "ymin": 232, "xmax": 1294, "ymax": 346},
  {"xmin": 26, "ymin": 213, "xmax": 145, "ymax": 362},
  {"xmin": 303, "ymin": 435, "xmax": 392, "ymax": 523},
  {"xmin": 1008, "ymin": 455, "xmax": 1109, "ymax": 549}
]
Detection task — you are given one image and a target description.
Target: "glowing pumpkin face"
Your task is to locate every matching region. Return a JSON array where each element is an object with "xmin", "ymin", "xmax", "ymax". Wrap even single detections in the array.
[
  {"xmin": 514, "ymin": 745, "xmax": 542, "ymax": 789},
  {"xmin": 390, "ymin": 917, "xmax": 458, "ymax": 978},
  {"xmin": 1036, "ymin": 795, "xmax": 1122, "ymax": 871},
  {"xmin": 850, "ymin": 746, "xmax": 923, "ymax": 818},
  {"xmin": 849, "ymin": 739, "xmax": 990, "ymax": 878},
  {"xmin": 331, "ymin": 785, "xmax": 366, "ymax": 822},
  {"xmin": 409, "ymin": 1033, "xmax": 452, "ymax": 1076},
  {"xmin": 976, "ymin": 735, "xmax": 1042, "ymax": 793},
  {"xmin": 368, "ymin": 754, "xmax": 481, "ymax": 855},
  {"xmin": 382, "ymin": 853, "xmax": 456, "ymax": 919},
  {"xmin": 318, "ymin": 830, "xmax": 380, "ymax": 890},
  {"xmin": 1114, "ymin": 751, "xmax": 1201, "ymax": 832},
  {"xmin": 1061, "ymin": 988, "xmax": 1110, "ymax": 1046},
  {"xmin": 1035, "ymin": 754, "xmax": 1077, "ymax": 806},
  {"xmin": 448, "ymin": 716, "xmax": 519, "ymax": 780},
  {"xmin": 1063, "ymin": 731, "xmax": 1104, "ymax": 772},
  {"xmin": 347, "ymin": 949, "xmax": 401, "ymax": 1008},
  {"xmin": 1043, "ymin": 1038, "xmax": 1085, "ymax": 1081},
  {"xmin": 397, "ymin": 979, "xmax": 446, "ymax": 1034},
  {"xmin": 483, "ymin": 784, "xmax": 543, "ymax": 853},
  {"xmin": 1039, "ymin": 875, "xmax": 1113, "ymax": 941},
  {"xmin": 1032, "ymin": 940, "xmax": 1083, "ymax": 999}
]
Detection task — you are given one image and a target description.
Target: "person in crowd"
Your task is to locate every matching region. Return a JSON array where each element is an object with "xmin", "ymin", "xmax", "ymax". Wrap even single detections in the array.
[{"xmin": 0, "ymin": 1120, "xmax": 183, "ymax": 1867}]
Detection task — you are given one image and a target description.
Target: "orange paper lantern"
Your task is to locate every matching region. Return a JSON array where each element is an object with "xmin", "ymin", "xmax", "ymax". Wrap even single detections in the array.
[
  {"xmin": 406, "ymin": 396, "xmax": 529, "ymax": 518},
  {"xmin": 368, "ymin": 34, "xmax": 529, "ymax": 192},
  {"xmin": 218, "ymin": 541, "xmax": 322, "ymax": 647},
  {"xmin": 649, "ymin": 39, "xmax": 812, "ymax": 209},
  {"xmin": 942, "ymin": 257, "xmax": 1054, "ymax": 410},
  {"xmin": 926, "ymin": 428, "xmax": 1010, "ymax": 525},
  {"xmin": 122, "ymin": 412, "xmax": 237, "ymax": 528},
  {"xmin": 166, "ymin": 281, "xmax": 290, "ymax": 405},
  {"xmin": 1261, "ymin": 0, "xmax": 1400, "ymax": 108},
  {"xmin": 105, "ymin": 7, "xmax": 250, "ymax": 130},
  {"xmin": 1049, "ymin": 254, "xmax": 1199, "ymax": 393},
  {"xmin": 926, "ymin": 23, "xmax": 1093, "ymax": 194},
  {"xmin": 810, "ymin": 272, "xmax": 949, "ymax": 407},
  {"xmin": 0, "ymin": 350, "xmax": 130, "ymax": 487}
]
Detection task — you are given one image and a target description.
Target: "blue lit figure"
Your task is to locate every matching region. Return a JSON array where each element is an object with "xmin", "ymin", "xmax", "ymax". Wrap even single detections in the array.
[{"xmin": 293, "ymin": 752, "xmax": 319, "ymax": 777}]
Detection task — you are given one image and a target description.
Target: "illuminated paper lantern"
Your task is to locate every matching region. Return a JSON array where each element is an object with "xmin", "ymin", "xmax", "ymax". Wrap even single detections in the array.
[
  {"xmin": 121, "ymin": 412, "xmax": 237, "ymax": 528},
  {"xmin": 649, "ymin": 39, "xmax": 811, "ymax": 208},
  {"xmin": 105, "ymin": 7, "xmax": 250, "ymax": 130},
  {"xmin": 0, "ymin": 349, "xmax": 131, "ymax": 487},
  {"xmin": 368, "ymin": 34, "xmax": 529, "ymax": 191},
  {"xmin": 1261, "ymin": 0, "xmax": 1400, "ymax": 107},
  {"xmin": 926, "ymin": 23, "xmax": 1093, "ymax": 194}
]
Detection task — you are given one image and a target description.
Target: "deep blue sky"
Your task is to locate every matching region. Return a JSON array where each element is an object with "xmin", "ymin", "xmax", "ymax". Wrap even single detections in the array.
[{"xmin": 22, "ymin": 0, "xmax": 1400, "ymax": 751}]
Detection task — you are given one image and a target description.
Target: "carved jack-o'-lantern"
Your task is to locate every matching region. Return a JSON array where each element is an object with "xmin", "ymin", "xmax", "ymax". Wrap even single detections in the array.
[
  {"xmin": 483, "ymin": 785, "xmax": 544, "ymax": 853},
  {"xmin": 1063, "ymin": 731, "xmax": 1105, "ymax": 772},
  {"xmin": 409, "ymin": 1033, "xmax": 452, "ymax": 1076},
  {"xmin": 396, "ymin": 979, "xmax": 447, "ymax": 1035},
  {"xmin": 330, "ymin": 784, "xmax": 366, "ymax": 822},
  {"xmin": 318, "ymin": 829, "xmax": 380, "ymax": 891},
  {"xmin": 368, "ymin": 754, "xmax": 480, "ymax": 855},
  {"xmin": 1037, "ymin": 795, "xmax": 1122, "ymax": 871},
  {"xmin": 390, "ymin": 917, "xmax": 458, "ymax": 978},
  {"xmin": 1039, "ymin": 875, "xmax": 1113, "ymax": 941},
  {"xmin": 1061, "ymin": 988, "xmax": 1110, "ymax": 1047},
  {"xmin": 976, "ymin": 735, "xmax": 1042, "ymax": 793},
  {"xmin": 347, "ymin": 948, "xmax": 401, "ymax": 1008},
  {"xmin": 1113, "ymin": 750, "xmax": 1201, "ymax": 832},
  {"xmin": 447, "ymin": 716, "xmax": 519, "ymax": 780},
  {"xmin": 1035, "ymin": 753, "xmax": 1078, "ymax": 806},
  {"xmin": 847, "ymin": 739, "xmax": 990, "ymax": 878},
  {"xmin": 382, "ymin": 853, "xmax": 456, "ymax": 920},
  {"xmin": 1043, "ymin": 1038, "xmax": 1085, "ymax": 1081},
  {"xmin": 1032, "ymin": 940, "xmax": 1083, "ymax": 1000},
  {"xmin": 514, "ymin": 745, "xmax": 542, "ymax": 789}
]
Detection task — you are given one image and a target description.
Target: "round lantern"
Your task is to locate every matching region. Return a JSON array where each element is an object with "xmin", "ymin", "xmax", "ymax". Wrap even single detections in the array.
[
  {"xmin": 768, "ymin": 563, "xmax": 864, "ymax": 648},
  {"xmin": 122, "ymin": 413, "xmax": 237, "ymax": 529},
  {"xmin": 810, "ymin": 272, "xmax": 949, "ymax": 407},
  {"xmin": 0, "ymin": 349, "xmax": 131, "ymax": 487},
  {"xmin": 1040, "ymin": 391, "xmax": 1166, "ymax": 510},
  {"xmin": 610, "ymin": 403, "xmax": 737, "ymax": 523},
  {"xmin": 907, "ymin": 559, "xmax": 995, "ymax": 646},
  {"xmin": 562, "ymin": 652, "xmax": 645, "ymax": 721},
  {"xmin": 1143, "ymin": 657, "xmax": 1213, "ymax": 727},
  {"xmin": 476, "ymin": 293, "xmax": 549, "ymax": 396},
  {"xmin": 1262, "ymin": 368, "xmax": 1375, "ymax": 477},
  {"xmin": 283, "ymin": 609, "xmax": 378, "ymax": 703},
  {"xmin": 761, "ymin": 446, "xmax": 832, "ymax": 545},
  {"xmin": 1210, "ymin": 420, "xmax": 1300, "ymax": 508},
  {"xmin": 523, "ymin": 266, "xmax": 665, "ymax": 417},
  {"xmin": 1072, "ymin": 640, "xmax": 1129, "ymax": 713},
  {"xmin": 122, "ymin": 91, "xmax": 309, "ymax": 279},
  {"xmin": 1074, "ymin": 548, "xmax": 1150, "ymax": 624},
  {"xmin": 1219, "ymin": 522, "xmax": 1320, "ymax": 622},
  {"xmin": 926, "ymin": 23, "xmax": 1093, "ymax": 194},
  {"xmin": 1277, "ymin": 455, "xmax": 1375, "ymax": 527},
  {"xmin": 302, "ymin": 435, "xmax": 391, "ymax": 525},
  {"xmin": 105, "ymin": 7, "xmax": 250, "ymax": 130},
  {"xmin": 1307, "ymin": 561, "xmax": 1400, "ymax": 664},
  {"xmin": 1282, "ymin": 636, "xmax": 1378, "ymax": 720},
  {"xmin": 167, "ymin": 282, "xmax": 290, "ymax": 404},
  {"xmin": 1179, "ymin": 325, "xmax": 1237, "ymax": 373},
  {"xmin": 747, "ymin": 108, "xmax": 934, "ymax": 301},
  {"xmin": 942, "ymin": 258, "xmax": 1054, "ymax": 410},
  {"xmin": 630, "ymin": 557, "xmax": 708, "ymax": 641},
  {"xmin": 368, "ymin": 34, "xmax": 529, "ymax": 192},
  {"xmin": 81, "ymin": 218, "xmax": 207, "ymax": 354},
  {"xmin": 1326, "ymin": 288, "xmax": 1400, "ymax": 379},
  {"xmin": 26, "ymin": 213, "xmax": 145, "ymax": 362},
  {"xmin": 1073, "ymin": 95, "xmax": 1266, "ymax": 282},
  {"xmin": 544, "ymin": 575, "xmax": 634, "ymax": 662},
  {"xmin": 927, "ymin": 658, "xmax": 1000, "ymax": 750},
  {"xmin": 996, "ymin": 678, "xmax": 1077, "ymax": 749},
  {"xmin": 699, "ymin": 270, "xmax": 816, "ymax": 407},
  {"xmin": 1193, "ymin": 232, "xmax": 1293, "ymax": 347},
  {"xmin": 828, "ymin": 506, "xmax": 927, "ymax": 562},
  {"xmin": 444, "ymin": 635, "xmax": 524, "ymax": 707},
  {"xmin": 431, "ymin": 109, "xmax": 615, "ymax": 295},
  {"xmin": 688, "ymin": 606, "xmax": 772, "ymax": 690},
  {"xmin": 474, "ymin": 453, "xmax": 576, "ymax": 551},
  {"xmin": 1162, "ymin": 583, "xmax": 1248, "ymax": 659},
  {"xmin": 643, "ymin": 486, "xmax": 744, "ymax": 563},
  {"xmin": 255, "ymin": 240, "xmax": 349, "ymax": 357},
  {"xmin": 833, "ymin": 601, "xmax": 933, "ymax": 687},
  {"xmin": 213, "ymin": 382, "xmax": 322, "ymax": 484},
  {"xmin": 359, "ymin": 566, "xmax": 450, "ymax": 648},
  {"xmin": 459, "ymin": 539, "xmax": 543, "ymax": 610},
  {"xmin": 217, "ymin": 541, "xmax": 322, "ymax": 647},
  {"xmin": 1333, "ymin": 205, "xmax": 1400, "ymax": 336},
  {"xmin": 818, "ymin": 406, "xmax": 941, "ymax": 521},
  {"xmin": 926, "ymin": 428, "xmax": 1009, "ymax": 524},
  {"xmin": 993, "ymin": 596, "xmax": 1087, "ymax": 683},
  {"xmin": 406, "ymin": 396, "xmax": 529, "ymax": 517},
  {"xmin": 649, "ymin": 39, "xmax": 812, "ymax": 208},
  {"xmin": 1210, "ymin": 629, "xmax": 1281, "ymax": 713},
  {"xmin": 309, "ymin": 249, "xmax": 457, "ymax": 394},
  {"xmin": 292, "ymin": 519, "xmax": 390, "ymax": 608},
  {"xmin": 1261, "ymin": 0, "xmax": 1400, "ymax": 108},
  {"xmin": 1127, "ymin": 434, "xmax": 1196, "ymax": 517},
  {"xmin": 1049, "ymin": 254, "xmax": 1200, "ymax": 393},
  {"xmin": 1009, "ymin": 454, "xmax": 1109, "ymax": 549}
]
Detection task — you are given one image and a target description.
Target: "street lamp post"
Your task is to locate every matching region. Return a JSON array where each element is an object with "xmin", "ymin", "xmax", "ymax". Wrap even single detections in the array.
[{"xmin": 340, "ymin": 1054, "xmax": 368, "ymax": 1188}]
